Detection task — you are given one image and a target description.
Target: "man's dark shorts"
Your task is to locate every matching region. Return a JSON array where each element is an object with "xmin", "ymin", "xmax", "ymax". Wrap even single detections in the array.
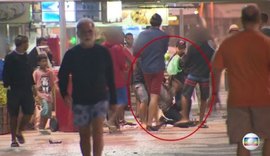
[
  {"xmin": 7, "ymin": 87, "xmax": 35, "ymax": 116},
  {"xmin": 182, "ymin": 74, "xmax": 209, "ymax": 101}
]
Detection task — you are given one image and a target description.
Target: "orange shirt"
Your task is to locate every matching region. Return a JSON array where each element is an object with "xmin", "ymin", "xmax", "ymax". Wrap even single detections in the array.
[{"xmin": 212, "ymin": 30, "xmax": 270, "ymax": 107}]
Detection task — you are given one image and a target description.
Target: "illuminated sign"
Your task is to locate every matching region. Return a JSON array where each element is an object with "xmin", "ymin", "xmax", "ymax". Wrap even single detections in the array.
[
  {"xmin": 42, "ymin": 2, "xmax": 75, "ymax": 22},
  {"xmin": 107, "ymin": 1, "xmax": 122, "ymax": 23}
]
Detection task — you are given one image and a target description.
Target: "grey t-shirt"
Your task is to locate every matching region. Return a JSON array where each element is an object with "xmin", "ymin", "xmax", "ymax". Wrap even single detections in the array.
[{"xmin": 134, "ymin": 27, "xmax": 169, "ymax": 74}]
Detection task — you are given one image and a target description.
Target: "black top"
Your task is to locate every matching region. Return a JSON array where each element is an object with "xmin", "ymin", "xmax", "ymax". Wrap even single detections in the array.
[
  {"xmin": 3, "ymin": 51, "xmax": 34, "ymax": 89},
  {"xmin": 58, "ymin": 44, "xmax": 117, "ymax": 105},
  {"xmin": 28, "ymin": 47, "xmax": 53, "ymax": 71},
  {"xmin": 184, "ymin": 41, "xmax": 214, "ymax": 78}
]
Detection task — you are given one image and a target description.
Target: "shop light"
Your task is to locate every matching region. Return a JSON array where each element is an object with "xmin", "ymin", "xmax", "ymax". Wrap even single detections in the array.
[
  {"xmin": 107, "ymin": 1, "xmax": 122, "ymax": 23},
  {"xmin": 69, "ymin": 36, "xmax": 77, "ymax": 45},
  {"xmin": 168, "ymin": 16, "xmax": 177, "ymax": 21},
  {"xmin": 194, "ymin": 10, "xmax": 199, "ymax": 14}
]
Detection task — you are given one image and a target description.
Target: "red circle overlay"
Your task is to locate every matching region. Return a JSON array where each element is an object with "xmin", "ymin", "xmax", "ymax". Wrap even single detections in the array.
[{"xmin": 126, "ymin": 35, "xmax": 216, "ymax": 141}]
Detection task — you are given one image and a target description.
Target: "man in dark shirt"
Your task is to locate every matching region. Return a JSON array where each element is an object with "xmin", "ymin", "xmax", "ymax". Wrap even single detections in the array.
[
  {"xmin": 3, "ymin": 35, "xmax": 35, "ymax": 147},
  {"xmin": 58, "ymin": 18, "xmax": 116, "ymax": 156},
  {"xmin": 174, "ymin": 28, "xmax": 214, "ymax": 128}
]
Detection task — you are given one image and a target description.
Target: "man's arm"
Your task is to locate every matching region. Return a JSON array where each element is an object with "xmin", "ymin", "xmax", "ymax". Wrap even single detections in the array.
[
  {"xmin": 3, "ymin": 54, "xmax": 11, "ymax": 88},
  {"xmin": 58, "ymin": 51, "xmax": 71, "ymax": 99},
  {"xmin": 105, "ymin": 50, "xmax": 117, "ymax": 105},
  {"xmin": 28, "ymin": 48, "xmax": 38, "ymax": 71},
  {"xmin": 210, "ymin": 44, "xmax": 226, "ymax": 103},
  {"xmin": 210, "ymin": 68, "xmax": 222, "ymax": 96},
  {"xmin": 162, "ymin": 37, "xmax": 169, "ymax": 55}
]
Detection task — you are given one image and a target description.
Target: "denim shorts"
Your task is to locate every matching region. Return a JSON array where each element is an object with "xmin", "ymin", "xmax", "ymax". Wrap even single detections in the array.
[
  {"xmin": 72, "ymin": 100, "xmax": 109, "ymax": 127},
  {"xmin": 40, "ymin": 99, "xmax": 53, "ymax": 118},
  {"xmin": 116, "ymin": 87, "xmax": 128, "ymax": 105}
]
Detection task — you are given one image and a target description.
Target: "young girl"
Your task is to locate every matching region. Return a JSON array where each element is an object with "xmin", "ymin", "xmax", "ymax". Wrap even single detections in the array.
[{"xmin": 33, "ymin": 54, "xmax": 55, "ymax": 134}]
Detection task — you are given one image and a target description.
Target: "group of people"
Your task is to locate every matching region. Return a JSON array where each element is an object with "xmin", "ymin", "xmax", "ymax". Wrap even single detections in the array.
[{"xmin": 2, "ymin": 4, "xmax": 270, "ymax": 156}]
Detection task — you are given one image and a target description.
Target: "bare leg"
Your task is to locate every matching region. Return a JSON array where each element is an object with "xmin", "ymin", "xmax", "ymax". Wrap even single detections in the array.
[
  {"xmin": 107, "ymin": 106, "xmax": 119, "ymax": 126},
  {"xmin": 79, "ymin": 125, "xmax": 91, "ymax": 156},
  {"xmin": 118, "ymin": 106, "xmax": 125, "ymax": 123},
  {"xmin": 147, "ymin": 94, "xmax": 159, "ymax": 126},
  {"xmin": 136, "ymin": 100, "xmax": 140, "ymax": 117},
  {"xmin": 139, "ymin": 102, "xmax": 148, "ymax": 124},
  {"xmin": 237, "ymin": 142, "xmax": 250, "ymax": 156},
  {"xmin": 17, "ymin": 115, "xmax": 32, "ymax": 136},
  {"xmin": 39, "ymin": 117, "xmax": 48, "ymax": 129},
  {"xmin": 179, "ymin": 96, "xmax": 190, "ymax": 122},
  {"xmin": 92, "ymin": 117, "xmax": 105, "ymax": 156},
  {"xmin": 199, "ymin": 100, "xmax": 208, "ymax": 123},
  {"xmin": 10, "ymin": 116, "xmax": 18, "ymax": 142},
  {"xmin": 263, "ymin": 139, "xmax": 270, "ymax": 156}
]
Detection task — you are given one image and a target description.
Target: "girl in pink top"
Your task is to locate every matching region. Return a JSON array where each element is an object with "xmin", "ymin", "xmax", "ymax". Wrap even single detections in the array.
[{"xmin": 33, "ymin": 54, "xmax": 56, "ymax": 133}]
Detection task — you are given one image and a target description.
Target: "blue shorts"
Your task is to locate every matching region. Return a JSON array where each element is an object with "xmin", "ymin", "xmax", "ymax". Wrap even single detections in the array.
[
  {"xmin": 116, "ymin": 87, "xmax": 128, "ymax": 105},
  {"xmin": 72, "ymin": 100, "xmax": 109, "ymax": 127}
]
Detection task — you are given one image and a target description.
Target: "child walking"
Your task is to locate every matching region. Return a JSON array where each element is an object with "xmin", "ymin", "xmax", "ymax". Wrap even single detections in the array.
[{"xmin": 33, "ymin": 54, "xmax": 55, "ymax": 134}]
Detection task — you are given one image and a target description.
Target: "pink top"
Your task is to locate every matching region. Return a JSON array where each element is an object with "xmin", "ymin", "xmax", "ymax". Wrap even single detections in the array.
[{"xmin": 33, "ymin": 68, "xmax": 56, "ymax": 103}]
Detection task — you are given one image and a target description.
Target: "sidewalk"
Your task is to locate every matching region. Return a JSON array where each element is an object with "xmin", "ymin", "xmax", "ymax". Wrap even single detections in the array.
[
  {"xmin": 0, "ymin": 110, "xmax": 262, "ymax": 156},
  {"xmin": 0, "ymin": 80, "xmax": 263, "ymax": 156}
]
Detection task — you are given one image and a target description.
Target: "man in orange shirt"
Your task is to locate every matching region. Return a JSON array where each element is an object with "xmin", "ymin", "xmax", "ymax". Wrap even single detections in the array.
[{"xmin": 212, "ymin": 5, "xmax": 270, "ymax": 156}]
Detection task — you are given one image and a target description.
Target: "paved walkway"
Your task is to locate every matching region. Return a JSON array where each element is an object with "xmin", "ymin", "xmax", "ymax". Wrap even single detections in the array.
[{"xmin": 0, "ymin": 89, "xmax": 263, "ymax": 156}]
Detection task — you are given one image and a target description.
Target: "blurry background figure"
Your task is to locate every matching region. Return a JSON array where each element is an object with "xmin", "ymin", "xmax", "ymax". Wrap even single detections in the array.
[
  {"xmin": 124, "ymin": 33, "xmax": 134, "ymax": 54},
  {"xmin": 28, "ymin": 37, "xmax": 53, "ymax": 71},
  {"xmin": 102, "ymin": 28, "xmax": 132, "ymax": 132},
  {"xmin": 224, "ymin": 24, "xmax": 240, "ymax": 93},
  {"xmin": 228, "ymin": 24, "xmax": 240, "ymax": 35},
  {"xmin": 261, "ymin": 13, "xmax": 270, "ymax": 37}
]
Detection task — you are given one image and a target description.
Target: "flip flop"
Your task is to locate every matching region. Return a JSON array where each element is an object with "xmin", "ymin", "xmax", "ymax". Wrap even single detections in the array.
[
  {"xmin": 16, "ymin": 134, "xmax": 25, "ymax": 144},
  {"xmin": 173, "ymin": 122, "xmax": 190, "ymax": 128},
  {"xmin": 200, "ymin": 124, "xmax": 209, "ymax": 128},
  {"xmin": 188, "ymin": 121, "xmax": 200, "ymax": 127},
  {"xmin": 146, "ymin": 125, "xmax": 160, "ymax": 131}
]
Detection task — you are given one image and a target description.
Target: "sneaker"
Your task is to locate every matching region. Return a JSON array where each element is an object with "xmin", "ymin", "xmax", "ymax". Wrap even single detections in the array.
[
  {"xmin": 16, "ymin": 134, "xmax": 25, "ymax": 144},
  {"xmin": 11, "ymin": 141, "xmax": 19, "ymax": 147}
]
